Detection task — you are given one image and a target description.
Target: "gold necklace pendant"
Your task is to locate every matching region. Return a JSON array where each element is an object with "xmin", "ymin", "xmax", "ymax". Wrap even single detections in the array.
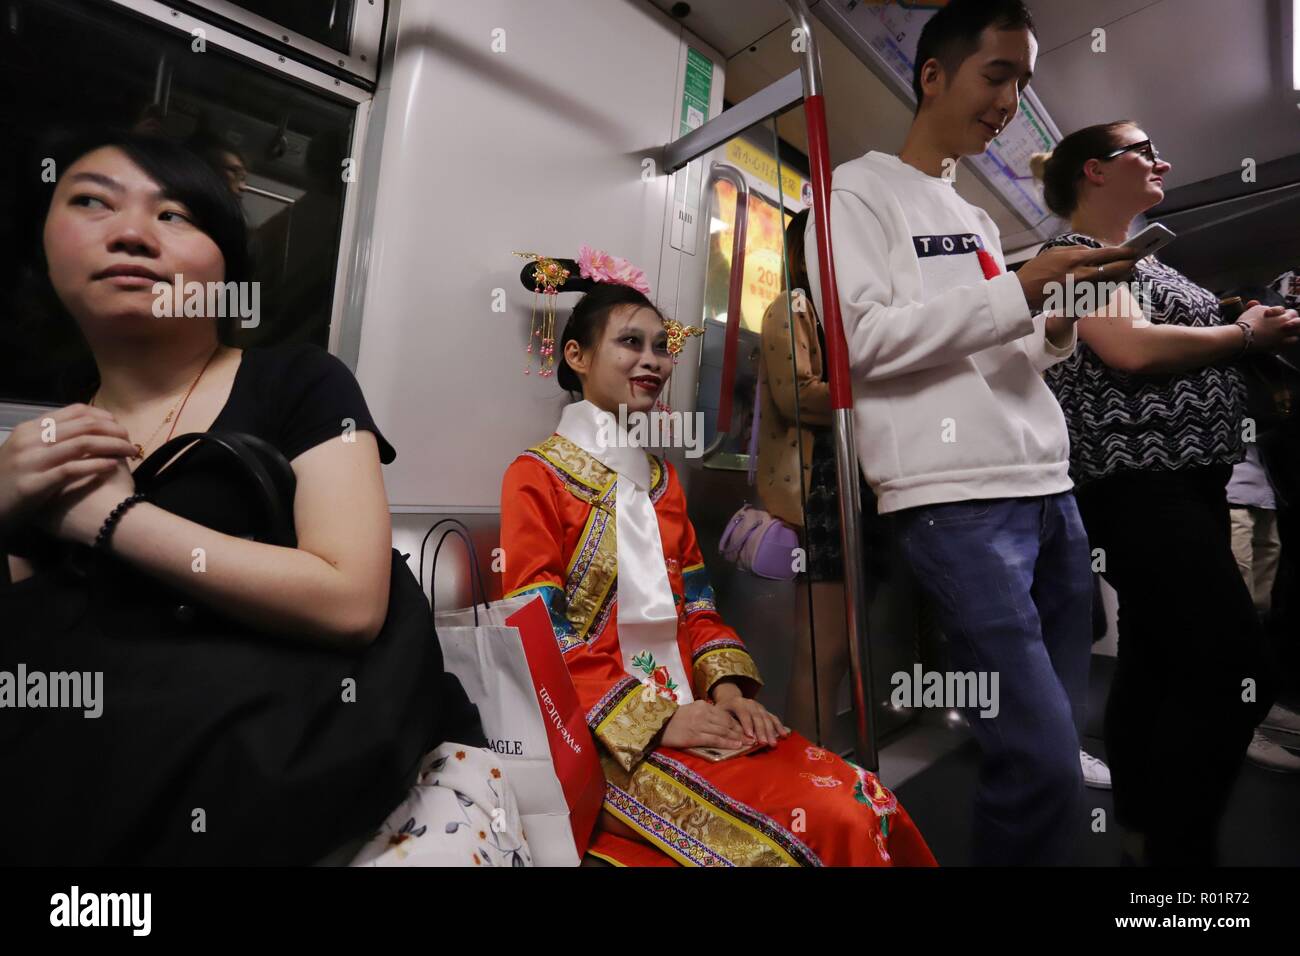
[{"xmin": 94, "ymin": 344, "xmax": 220, "ymax": 463}]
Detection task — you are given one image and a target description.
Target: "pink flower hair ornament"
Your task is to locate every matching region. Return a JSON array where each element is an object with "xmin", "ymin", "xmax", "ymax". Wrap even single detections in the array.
[{"xmin": 576, "ymin": 244, "xmax": 651, "ymax": 295}]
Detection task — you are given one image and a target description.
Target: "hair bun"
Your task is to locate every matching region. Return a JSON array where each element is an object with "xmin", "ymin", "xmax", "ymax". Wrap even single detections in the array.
[
  {"xmin": 1028, "ymin": 151, "xmax": 1053, "ymax": 182},
  {"xmin": 517, "ymin": 258, "xmax": 594, "ymax": 294}
]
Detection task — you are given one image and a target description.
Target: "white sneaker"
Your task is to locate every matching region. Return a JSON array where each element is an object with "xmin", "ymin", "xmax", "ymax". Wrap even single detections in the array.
[
  {"xmin": 1081, "ymin": 749, "xmax": 1112, "ymax": 790},
  {"xmin": 1247, "ymin": 730, "xmax": 1300, "ymax": 773},
  {"xmin": 1260, "ymin": 704, "xmax": 1300, "ymax": 740}
]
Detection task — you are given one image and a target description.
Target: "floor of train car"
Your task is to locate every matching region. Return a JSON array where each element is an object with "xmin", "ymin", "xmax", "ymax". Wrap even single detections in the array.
[{"xmin": 880, "ymin": 654, "xmax": 1300, "ymax": 866}]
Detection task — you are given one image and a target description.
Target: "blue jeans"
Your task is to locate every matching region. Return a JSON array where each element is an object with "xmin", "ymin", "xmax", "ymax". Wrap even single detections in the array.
[{"xmin": 894, "ymin": 492, "xmax": 1093, "ymax": 865}]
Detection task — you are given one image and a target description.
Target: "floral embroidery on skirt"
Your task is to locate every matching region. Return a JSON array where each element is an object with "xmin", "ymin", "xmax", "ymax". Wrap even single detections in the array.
[{"xmin": 848, "ymin": 762, "xmax": 900, "ymax": 862}]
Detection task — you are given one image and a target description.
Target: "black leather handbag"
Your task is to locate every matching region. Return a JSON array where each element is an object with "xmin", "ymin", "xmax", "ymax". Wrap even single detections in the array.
[{"xmin": 0, "ymin": 431, "xmax": 473, "ymax": 865}]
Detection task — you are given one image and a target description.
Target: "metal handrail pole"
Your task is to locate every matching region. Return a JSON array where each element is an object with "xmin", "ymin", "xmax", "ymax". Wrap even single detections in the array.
[
  {"xmin": 784, "ymin": 0, "xmax": 878, "ymax": 769},
  {"xmin": 699, "ymin": 162, "xmax": 749, "ymax": 436}
]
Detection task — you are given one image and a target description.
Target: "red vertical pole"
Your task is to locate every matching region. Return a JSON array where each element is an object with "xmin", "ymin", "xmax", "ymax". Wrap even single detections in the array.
[
  {"xmin": 785, "ymin": 0, "xmax": 878, "ymax": 769},
  {"xmin": 803, "ymin": 93, "xmax": 853, "ymax": 413}
]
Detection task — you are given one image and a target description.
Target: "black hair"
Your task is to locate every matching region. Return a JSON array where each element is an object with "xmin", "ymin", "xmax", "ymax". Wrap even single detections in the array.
[
  {"xmin": 783, "ymin": 208, "xmax": 810, "ymax": 294},
  {"xmin": 13, "ymin": 127, "xmax": 252, "ymax": 399},
  {"xmin": 1029, "ymin": 121, "xmax": 1139, "ymax": 218},
  {"xmin": 555, "ymin": 283, "xmax": 666, "ymax": 395},
  {"xmin": 30, "ymin": 127, "xmax": 250, "ymax": 322},
  {"xmin": 911, "ymin": 0, "xmax": 1037, "ymax": 113},
  {"xmin": 37, "ymin": 127, "xmax": 250, "ymax": 283}
]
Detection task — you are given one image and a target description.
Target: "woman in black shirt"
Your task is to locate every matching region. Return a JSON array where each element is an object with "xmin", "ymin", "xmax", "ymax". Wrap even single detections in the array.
[
  {"xmin": 1, "ymin": 131, "xmax": 395, "ymax": 644},
  {"xmin": 1031, "ymin": 122, "xmax": 1300, "ymax": 865},
  {"xmin": 0, "ymin": 130, "xmax": 438, "ymax": 865}
]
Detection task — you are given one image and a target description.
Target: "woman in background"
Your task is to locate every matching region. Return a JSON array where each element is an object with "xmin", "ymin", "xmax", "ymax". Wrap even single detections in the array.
[
  {"xmin": 757, "ymin": 208, "xmax": 863, "ymax": 741},
  {"xmin": 1031, "ymin": 122, "xmax": 1300, "ymax": 864}
]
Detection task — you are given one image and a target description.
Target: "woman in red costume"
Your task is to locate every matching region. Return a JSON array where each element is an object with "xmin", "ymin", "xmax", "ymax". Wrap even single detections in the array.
[{"xmin": 499, "ymin": 248, "xmax": 936, "ymax": 867}]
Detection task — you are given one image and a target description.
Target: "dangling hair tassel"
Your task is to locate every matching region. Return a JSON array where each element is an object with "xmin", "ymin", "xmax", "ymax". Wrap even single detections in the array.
[{"xmin": 515, "ymin": 252, "xmax": 571, "ymax": 377}]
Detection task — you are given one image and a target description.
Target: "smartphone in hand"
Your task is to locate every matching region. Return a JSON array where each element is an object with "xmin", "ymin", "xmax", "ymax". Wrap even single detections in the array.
[
  {"xmin": 685, "ymin": 741, "xmax": 769, "ymax": 762},
  {"xmin": 1124, "ymin": 222, "xmax": 1175, "ymax": 258}
]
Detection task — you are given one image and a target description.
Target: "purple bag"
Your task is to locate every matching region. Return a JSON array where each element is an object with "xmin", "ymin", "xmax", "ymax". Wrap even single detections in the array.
[
  {"xmin": 718, "ymin": 367, "xmax": 800, "ymax": 580},
  {"xmin": 719, "ymin": 504, "xmax": 801, "ymax": 581}
]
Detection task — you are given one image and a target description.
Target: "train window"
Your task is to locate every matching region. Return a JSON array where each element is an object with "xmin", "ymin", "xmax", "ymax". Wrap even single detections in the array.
[
  {"xmin": 696, "ymin": 126, "xmax": 807, "ymax": 457},
  {"xmin": 0, "ymin": 0, "xmax": 358, "ymax": 408},
  {"xmin": 167, "ymin": 1, "xmax": 386, "ymax": 82},
  {"xmin": 222, "ymin": 1, "xmax": 356, "ymax": 54}
]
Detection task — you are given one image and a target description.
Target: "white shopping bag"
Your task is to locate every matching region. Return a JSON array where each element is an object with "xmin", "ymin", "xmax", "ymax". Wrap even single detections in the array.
[{"xmin": 423, "ymin": 521, "xmax": 603, "ymax": 867}]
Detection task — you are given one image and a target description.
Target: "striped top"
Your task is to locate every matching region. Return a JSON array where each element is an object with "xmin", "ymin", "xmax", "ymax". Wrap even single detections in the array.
[{"xmin": 1041, "ymin": 232, "xmax": 1246, "ymax": 486}]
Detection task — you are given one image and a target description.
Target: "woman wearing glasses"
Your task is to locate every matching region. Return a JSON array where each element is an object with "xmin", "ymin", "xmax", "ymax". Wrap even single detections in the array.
[{"xmin": 1029, "ymin": 123, "xmax": 1300, "ymax": 865}]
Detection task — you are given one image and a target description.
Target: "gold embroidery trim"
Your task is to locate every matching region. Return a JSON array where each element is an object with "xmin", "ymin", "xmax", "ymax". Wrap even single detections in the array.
[
  {"xmin": 530, "ymin": 435, "xmax": 664, "ymax": 645},
  {"xmin": 529, "ymin": 434, "xmax": 662, "ymax": 503},
  {"xmin": 529, "ymin": 434, "xmax": 613, "ymax": 498},
  {"xmin": 601, "ymin": 754, "xmax": 799, "ymax": 867},
  {"xmin": 595, "ymin": 683, "xmax": 678, "ymax": 772},
  {"xmin": 563, "ymin": 483, "xmax": 618, "ymax": 642},
  {"xmin": 693, "ymin": 648, "xmax": 762, "ymax": 698}
]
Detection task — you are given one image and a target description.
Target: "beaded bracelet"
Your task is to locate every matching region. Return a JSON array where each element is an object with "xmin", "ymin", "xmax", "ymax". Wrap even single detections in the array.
[
  {"xmin": 1233, "ymin": 320, "xmax": 1254, "ymax": 357},
  {"xmin": 94, "ymin": 492, "xmax": 148, "ymax": 552}
]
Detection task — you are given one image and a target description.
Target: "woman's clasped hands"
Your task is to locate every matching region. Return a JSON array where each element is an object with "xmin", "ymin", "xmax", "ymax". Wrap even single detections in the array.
[{"xmin": 0, "ymin": 403, "xmax": 138, "ymax": 549}]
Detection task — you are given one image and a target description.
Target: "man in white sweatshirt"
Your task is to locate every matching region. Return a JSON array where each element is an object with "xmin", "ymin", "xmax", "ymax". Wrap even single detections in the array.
[{"xmin": 807, "ymin": 0, "xmax": 1137, "ymax": 865}]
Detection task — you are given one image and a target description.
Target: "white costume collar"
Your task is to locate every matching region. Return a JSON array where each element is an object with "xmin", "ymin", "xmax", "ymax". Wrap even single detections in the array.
[{"xmin": 555, "ymin": 400, "xmax": 693, "ymax": 703}]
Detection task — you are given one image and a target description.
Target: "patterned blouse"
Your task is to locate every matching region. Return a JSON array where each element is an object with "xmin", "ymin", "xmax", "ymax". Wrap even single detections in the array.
[
  {"xmin": 1041, "ymin": 232, "xmax": 1247, "ymax": 486},
  {"xmin": 1272, "ymin": 270, "xmax": 1298, "ymax": 311}
]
